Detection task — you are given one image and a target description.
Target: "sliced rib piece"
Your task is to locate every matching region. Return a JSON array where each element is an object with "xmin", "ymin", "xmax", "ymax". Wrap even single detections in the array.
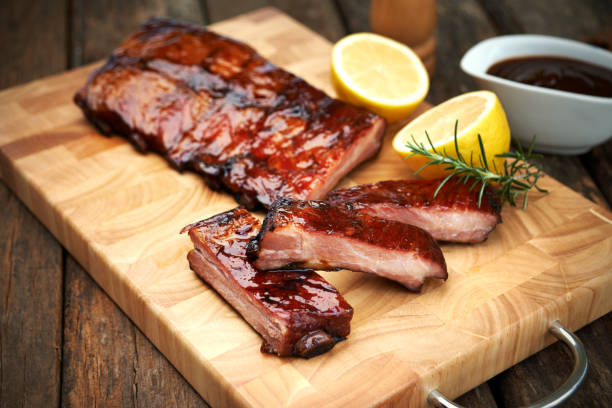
[
  {"xmin": 247, "ymin": 199, "xmax": 447, "ymax": 291},
  {"xmin": 327, "ymin": 179, "xmax": 502, "ymax": 243},
  {"xmin": 182, "ymin": 207, "xmax": 353, "ymax": 358},
  {"xmin": 74, "ymin": 18, "xmax": 385, "ymax": 208}
]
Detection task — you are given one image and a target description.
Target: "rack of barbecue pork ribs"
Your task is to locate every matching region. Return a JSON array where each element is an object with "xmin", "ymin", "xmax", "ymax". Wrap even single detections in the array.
[{"xmin": 75, "ymin": 19, "xmax": 502, "ymax": 358}]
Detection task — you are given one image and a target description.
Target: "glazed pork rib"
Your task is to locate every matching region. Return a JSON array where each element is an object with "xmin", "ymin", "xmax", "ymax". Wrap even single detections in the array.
[
  {"xmin": 247, "ymin": 199, "xmax": 447, "ymax": 291},
  {"xmin": 183, "ymin": 207, "xmax": 353, "ymax": 358},
  {"xmin": 74, "ymin": 18, "xmax": 385, "ymax": 208},
  {"xmin": 327, "ymin": 179, "xmax": 502, "ymax": 243}
]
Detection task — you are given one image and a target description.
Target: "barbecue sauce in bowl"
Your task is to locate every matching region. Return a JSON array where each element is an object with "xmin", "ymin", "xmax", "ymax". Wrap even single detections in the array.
[{"xmin": 487, "ymin": 56, "xmax": 612, "ymax": 98}]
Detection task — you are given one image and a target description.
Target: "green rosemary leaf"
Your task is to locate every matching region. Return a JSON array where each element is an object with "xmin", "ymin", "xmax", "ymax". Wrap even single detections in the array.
[
  {"xmin": 414, "ymin": 160, "xmax": 436, "ymax": 175},
  {"xmin": 527, "ymin": 135, "xmax": 536, "ymax": 157},
  {"xmin": 433, "ymin": 172, "xmax": 456, "ymax": 198},
  {"xmin": 403, "ymin": 122, "xmax": 547, "ymax": 209},
  {"xmin": 453, "ymin": 120, "xmax": 466, "ymax": 163},
  {"xmin": 515, "ymin": 136, "xmax": 526, "ymax": 156},
  {"xmin": 477, "ymin": 134, "xmax": 489, "ymax": 170},
  {"xmin": 478, "ymin": 180, "xmax": 487, "ymax": 207},
  {"xmin": 522, "ymin": 191, "xmax": 529, "ymax": 210},
  {"xmin": 469, "ymin": 178, "xmax": 480, "ymax": 192},
  {"xmin": 424, "ymin": 131, "xmax": 438, "ymax": 155},
  {"xmin": 512, "ymin": 179, "xmax": 531, "ymax": 189}
]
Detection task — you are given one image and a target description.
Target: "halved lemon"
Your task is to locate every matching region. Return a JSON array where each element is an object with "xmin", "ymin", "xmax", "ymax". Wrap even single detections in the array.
[
  {"xmin": 331, "ymin": 33, "xmax": 429, "ymax": 122},
  {"xmin": 392, "ymin": 90, "xmax": 511, "ymax": 179}
]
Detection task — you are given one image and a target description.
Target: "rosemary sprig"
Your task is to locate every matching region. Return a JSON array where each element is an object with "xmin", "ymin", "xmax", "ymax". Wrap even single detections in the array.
[{"xmin": 404, "ymin": 120, "xmax": 548, "ymax": 209}]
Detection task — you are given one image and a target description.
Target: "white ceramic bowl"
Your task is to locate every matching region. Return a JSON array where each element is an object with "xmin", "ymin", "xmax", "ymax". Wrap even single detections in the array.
[{"xmin": 460, "ymin": 35, "xmax": 612, "ymax": 154}]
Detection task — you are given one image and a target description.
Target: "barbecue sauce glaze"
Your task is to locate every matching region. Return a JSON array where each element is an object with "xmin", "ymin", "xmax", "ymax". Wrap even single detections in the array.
[
  {"xmin": 183, "ymin": 208, "xmax": 353, "ymax": 357},
  {"xmin": 487, "ymin": 55, "xmax": 612, "ymax": 98},
  {"xmin": 74, "ymin": 18, "xmax": 385, "ymax": 210}
]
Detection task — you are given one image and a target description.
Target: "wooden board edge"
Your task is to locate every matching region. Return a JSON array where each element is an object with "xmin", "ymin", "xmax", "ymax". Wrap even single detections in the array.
[
  {"xmin": 426, "ymin": 273, "xmax": 612, "ymax": 403},
  {"xmin": 0, "ymin": 147, "xmax": 252, "ymax": 408}
]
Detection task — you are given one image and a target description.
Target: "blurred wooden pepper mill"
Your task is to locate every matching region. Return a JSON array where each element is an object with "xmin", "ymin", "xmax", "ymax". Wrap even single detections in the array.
[{"xmin": 370, "ymin": 0, "xmax": 437, "ymax": 76}]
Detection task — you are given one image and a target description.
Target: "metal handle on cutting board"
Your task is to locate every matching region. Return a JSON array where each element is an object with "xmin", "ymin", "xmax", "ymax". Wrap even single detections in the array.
[{"xmin": 427, "ymin": 320, "xmax": 588, "ymax": 408}]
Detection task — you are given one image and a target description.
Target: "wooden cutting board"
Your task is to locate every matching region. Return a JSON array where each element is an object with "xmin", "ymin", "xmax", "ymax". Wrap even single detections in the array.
[{"xmin": 1, "ymin": 8, "xmax": 611, "ymax": 408}]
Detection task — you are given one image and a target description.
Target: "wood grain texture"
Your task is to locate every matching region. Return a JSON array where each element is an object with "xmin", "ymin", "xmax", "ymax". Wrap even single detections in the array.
[
  {"xmin": 335, "ymin": 0, "xmax": 370, "ymax": 35},
  {"xmin": 582, "ymin": 140, "xmax": 612, "ymax": 206},
  {"xmin": 476, "ymin": 0, "xmax": 524, "ymax": 35},
  {"xmin": 0, "ymin": 182, "xmax": 63, "ymax": 408},
  {"xmin": 0, "ymin": 2, "xmax": 66, "ymax": 407},
  {"xmin": 61, "ymin": 256, "xmax": 208, "ymax": 408},
  {"xmin": 206, "ymin": 0, "xmax": 345, "ymax": 42},
  {"xmin": 493, "ymin": 0, "xmax": 612, "ymax": 39},
  {"xmin": 489, "ymin": 313, "xmax": 612, "ymax": 408},
  {"xmin": 455, "ymin": 384, "xmax": 498, "ymax": 408},
  {"xmin": 60, "ymin": 2, "xmax": 210, "ymax": 406},
  {"xmin": 0, "ymin": 8, "xmax": 611, "ymax": 408},
  {"xmin": 533, "ymin": 155, "xmax": 609, "ymax": 210},
  {"xmin": 0, "ymin": 0, "xmax": 67, "ymax": 89},
  {"xmin": 70, "ymin": 0, "xmax": 206, "ymax": 66}
]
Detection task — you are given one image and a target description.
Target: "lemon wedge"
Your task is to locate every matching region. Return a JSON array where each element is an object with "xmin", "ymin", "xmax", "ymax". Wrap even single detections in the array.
[
  {"xmin": 331, "ymin": 33, "xmax": 429, "ymax": 122},
  {"xmin": 392, "ymin": 90, "xmax": 511, "ymax": 179}
]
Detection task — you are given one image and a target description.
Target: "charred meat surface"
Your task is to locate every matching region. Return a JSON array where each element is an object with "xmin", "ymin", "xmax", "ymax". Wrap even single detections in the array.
[
  {"xmin": 327, "ymin": 179, "xmax": 502, "ymax": 243},
  {"xmin": 74, "ymin": 18, "xmax": 385, "ymax": 208},
  {"xmin": 182, "ymin": 207, "xmax": 353, "ymax": 357},
  {"xmin": 247, "ymin": 198, "xmax": 447, "ymax": 291}
]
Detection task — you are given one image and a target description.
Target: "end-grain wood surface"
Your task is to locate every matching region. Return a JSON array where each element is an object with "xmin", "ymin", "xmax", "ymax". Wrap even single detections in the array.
[{"xmin": 1, "ymin": 1, "xmax": 610, "ymax": 407}]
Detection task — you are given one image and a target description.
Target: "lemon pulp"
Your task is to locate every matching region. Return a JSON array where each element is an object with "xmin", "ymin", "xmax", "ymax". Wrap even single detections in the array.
[
  {"xmin": 331, "ymin": 33, "xmax": 429, "ymax": 122},
  {"xmin": 392, "ymin": 90, "xmax": 511, "ymax": 179}
]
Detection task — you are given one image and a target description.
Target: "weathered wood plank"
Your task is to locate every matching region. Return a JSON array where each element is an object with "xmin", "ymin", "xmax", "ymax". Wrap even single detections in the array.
[
  {"xmin": 489, "ymin": 313, "xmax": 612, "ymax": 408},
  {"xmin": 61, "ymin": 257, "xmax": 137, "ymax": 407},
  {"xmin": 206, "ymin": 0, "xmax": 345, "ymax": 42},
  {"xmin": 535, "ymin": 155, "xmax": 610, "ymax": 209},
  {"xmin": 455, "ymin": 384, "xmax": 499, "ymax": 408},
  {"xmin": 476, "ymin": 0, "xmax": 524, "ymax": 34},
  {"xmin": 491, "ymin": 0, "xmax": 612, "ymax": 40},
  {"xmin": 131, "ymin": 327, "xmax": 209, "ymax": 408},
  {"xmin": 62, "ymin": 1, "xmax": 209, "ymax": 406},
  {"xmin": 581, "ymin": 27, "xmax": 612, "ymax": 207},
  {"xmin": 0, "ymin": 0, "xmax": 68, "ymax": 89},
  {"xmin": 335, "ymin": 0, "xmax": 370, "ymax": 33},
  {"xmin": 0, "ymin": 1, "xmax": 66, "ymax": 407},
  {"xmin": 428, "ymin": 0, "xmax": 498, "ymax": 105},
  {"xmin": 204, "ymin": 0, "xmax": 267, "ymax": 23},
  {"xmin": 582, "ymin": 140, "xmax": 612, "ymax": 206},
  {"xmin": 61, "ymin": 257, "xmax": 208, "ymax": 408},
  {"xmin": 0, "ymin": 181, "xmax": 63, "ymax": 408},
  {"xmin": 70, "ymin": 0, "xmax": 206, "ymax": 66}
]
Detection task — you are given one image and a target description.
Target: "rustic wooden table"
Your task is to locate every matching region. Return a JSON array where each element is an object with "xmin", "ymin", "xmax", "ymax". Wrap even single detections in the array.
[{"xmin": 1, "ymin": 1, "xmax": 610, "ymax": 407}]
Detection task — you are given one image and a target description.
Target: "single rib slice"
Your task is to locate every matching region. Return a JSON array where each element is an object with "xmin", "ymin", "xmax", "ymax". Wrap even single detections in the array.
[
  {"xmin": 327, "ymin": 179, "xmax": 502, "ymax": 243},
  {"xmin": 247, "ymin": 199, "xmax": 447, "ymax": 291},
  {"xmin": 182, "ymin": 207, "xmax": 353, "ymax": 358},
  {"xmin": 74, "ymin": 18, "xmax": 385, "ymax": 208}
]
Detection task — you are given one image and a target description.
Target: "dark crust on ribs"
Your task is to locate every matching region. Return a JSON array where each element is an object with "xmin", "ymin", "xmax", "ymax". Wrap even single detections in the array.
[
  {"xmin": 246, "ymin": 198, "xmax": 447, "ymax": 283},
  {"xmin": 182, "ymin": 207, "xmax": 353, "ymax": 357},
  {"xmin": 326, "ymin": 178, "xmax": 502, "ymax": 242},
  {"xmin": 74, "ymin": 18, "xmax": 385, "ymax": 209}
]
